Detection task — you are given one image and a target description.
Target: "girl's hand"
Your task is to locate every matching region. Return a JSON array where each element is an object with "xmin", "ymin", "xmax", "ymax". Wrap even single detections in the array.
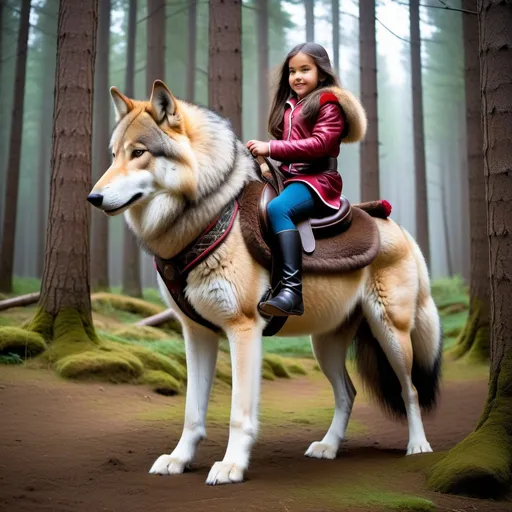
[{"xmin": 246, "ymin": 140, "xmax": 270, "ymax": 157}]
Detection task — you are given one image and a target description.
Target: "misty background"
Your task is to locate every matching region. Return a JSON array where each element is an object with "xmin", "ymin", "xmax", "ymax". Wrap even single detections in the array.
[{"xmin": 0, "ymin": 0, "xmax": 468, "ymax": 289}]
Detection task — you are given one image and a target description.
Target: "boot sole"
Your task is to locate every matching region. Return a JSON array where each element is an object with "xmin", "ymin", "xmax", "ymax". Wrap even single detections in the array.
[{"xmin": 258, "ymin": 303, "xmax": 304, "ymax": 317}]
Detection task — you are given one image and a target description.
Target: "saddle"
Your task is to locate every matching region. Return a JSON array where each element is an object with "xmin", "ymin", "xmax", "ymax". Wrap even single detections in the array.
[
  {"xmin": 256, "ymin": 156, "xmax": 352, "ymax": 254},
  {"xmin": 240, "ymin": 157, "xmax": 391, "ymax": 274}
]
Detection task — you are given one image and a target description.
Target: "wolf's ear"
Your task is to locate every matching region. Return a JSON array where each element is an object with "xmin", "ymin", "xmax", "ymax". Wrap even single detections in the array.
[
  {"xmin": 149, "ymin": 80, "xmax": 177, "ymax": 123},
  {"xmin": 110, "ymin": 87, "xmax": 133, "ymax": 122}
]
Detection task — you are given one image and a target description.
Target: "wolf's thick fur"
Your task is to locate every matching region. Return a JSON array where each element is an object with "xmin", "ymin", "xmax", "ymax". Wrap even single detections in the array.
[{"xmin": 89, "ymin": 81, "xmax": 442, "ymax": 485}]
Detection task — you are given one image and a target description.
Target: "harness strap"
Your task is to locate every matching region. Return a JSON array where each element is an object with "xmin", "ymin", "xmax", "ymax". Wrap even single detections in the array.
[{"xmin": 155, "ymin": 200, "xmax": 239, "ymax": 332}]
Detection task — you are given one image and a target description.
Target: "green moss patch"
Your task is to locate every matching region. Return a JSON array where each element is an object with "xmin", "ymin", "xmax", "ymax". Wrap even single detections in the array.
[
  {"xmin": 0, "ymin": 327, "xmax": 46, "ymax": 358},
  {"xmin": 289, "ymin": 480, "xmax": 435, "ymax": 511},
  {"xmin": 55, "ymin": 350, "xmax": 143, "ymax": 383},
  {"xmin": 286, "ymin": 360, "xmax": 307, "ymax": 375},
  {"xmin": 428, "ymin": 424, "xmax": 512, "ymax": 498},
  {"xmin": 91, "ymin": 292, "xmax": 164, "ymax": 318},
  {"xmin": 123, "ymin": 344, "xmax": 186, "ymax": 381},
  {"xmin": 429, "ymin": 350, "xmax": 512, "ymax": 498},
  {"xmin": 448, "ymin": 299, "xmax": 490, "ymax": 364},
  {"xmin": 262, "ymin": 367, "xmax": 276, "ymax": 380},
  {"xmin": 263, "ymin": 354, "xmax": 291, "ymax": 378},
  {"xmin": 139, "ymin": 370, "xmax": 182, "ymax": 396},
  {"xmin": 111, "ymin": 325, "xmax": 169, "ymax": 341},
  {"xmin": 348, "ymin": 489, "xmax": 435, "ymax": 511}
]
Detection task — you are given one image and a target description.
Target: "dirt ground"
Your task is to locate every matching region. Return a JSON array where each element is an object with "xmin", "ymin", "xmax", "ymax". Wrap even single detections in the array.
[{"xmin": 1, "ymin": 363, "xmax": 511, "ymax": 512}]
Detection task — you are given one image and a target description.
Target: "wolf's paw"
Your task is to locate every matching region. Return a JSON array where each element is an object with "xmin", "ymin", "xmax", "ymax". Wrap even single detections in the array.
[
  {"xmin": 406, "ymin": 440, "xmax": 432, "ymax": 455},
  {"xmin": 305, "ymin": 441, "xmax": 337, "ymax": 459},
  {"xmin": 206, "ymin": 461, "xmax": 245, "ymax": 485},
  {"xmin": 149, "ymin": 454, "xmax": 189, "ymax": 475}
]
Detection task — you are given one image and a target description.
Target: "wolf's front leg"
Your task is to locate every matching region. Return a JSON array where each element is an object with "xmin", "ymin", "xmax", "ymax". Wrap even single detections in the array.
[
  {"xmin": 206, "ymin": 318, "xmax": 263, "ymax": 485},
  {"xmin": 149, "ymin": 323, "xmax": 219, "ymax": 475}
]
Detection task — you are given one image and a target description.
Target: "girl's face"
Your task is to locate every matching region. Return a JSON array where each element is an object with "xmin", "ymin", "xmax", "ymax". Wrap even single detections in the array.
[{"xmin": 288, "ymin": 52, "xmax": 321, "ymax": 99}]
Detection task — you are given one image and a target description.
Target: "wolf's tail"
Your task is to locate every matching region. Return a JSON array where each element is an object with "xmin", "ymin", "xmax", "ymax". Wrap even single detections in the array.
[{"xmin": 353, "ymin": 229, "xmax": 442, "ymax": 419}]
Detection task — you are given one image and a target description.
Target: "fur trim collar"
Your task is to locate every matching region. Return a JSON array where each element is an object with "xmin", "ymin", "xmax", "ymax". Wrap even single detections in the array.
[{"xmin": 309, "ymin": 86, "xmax": 367, "ymax": 143}]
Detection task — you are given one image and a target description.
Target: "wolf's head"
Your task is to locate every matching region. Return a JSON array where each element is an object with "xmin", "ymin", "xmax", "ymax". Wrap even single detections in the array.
[{"xmin": 88, "ymin": 80, "xmax": 246, "ymax": 249}]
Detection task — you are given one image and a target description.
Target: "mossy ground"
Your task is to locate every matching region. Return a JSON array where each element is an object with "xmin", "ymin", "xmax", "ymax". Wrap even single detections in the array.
[
  {"xmin": 0, "ymin": 289, "xmax": 309, "ymax": 395},
  {"xmin": 428, "ymin": 350, "xmax": 512, "ymax": 499},
  {"xmin": 447, "ymin": 298, "xmax": 490, "ymax": 364},
  {"xmin": 0, "ymin": 275, "xmax": 483, "ymax": 398}
]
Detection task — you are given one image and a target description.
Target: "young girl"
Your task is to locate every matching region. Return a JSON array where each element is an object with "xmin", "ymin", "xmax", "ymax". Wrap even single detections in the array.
[{"xmin": 247, "ymin": 42, "xmax": 365, "ymax": 318}]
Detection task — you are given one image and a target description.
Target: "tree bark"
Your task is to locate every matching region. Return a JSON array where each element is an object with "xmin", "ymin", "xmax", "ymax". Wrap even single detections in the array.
[
  {"xmin": 440, "ymin": 168, "xmax": 453, "ymax": 277},
  {"xmin": 332, "ymin": 0, "xmax": 340, "ymax": 75},
  {"xmin": 90, "ymin": 0, "xmax": 111, "ymax": 291},
  {"xmin": 0, "ymin": 1, "xmax": 3, "ymax": 85},
  {"xmin": 428, "ymin": 0, "xmax": 512, "ymax": 497},
  {"xmin": 451, "ymin": 0, "xmax": 490, "ymax": 363},
  {"xmin": 36, "ymin": 0, "xmax": 58, "ymax": 279},
  {"xmin": 0, "ymin": 0, "xmax": 32, "ymax": 293},
  {"xmin": 122, "ymin": 0, "xmax": 142, "ymax": 298},
  {"xmin": 0, "ymin": 1, "xmax": 3, "ymax": 225},
  {"xmin": 305, "ymin": 0, "xmax": 314, "ymax": 42},
  {"xmin": 410, "ymin": 0, "xmax": 430, "ymax": 268},
  {"xmin": 257, "ymin": 0, "xmax": 269, "ymax": 140},
  {"xmin": 146, "ymin": 0, "xmax": 165, "ymax": 96},
  {"xmin": 208, "ymin": 0, "xmax": 242, "ymax": 138},
  {"xmin": 186, "ymin": 0, "xmax": 197, "ymax": 102},
  {"xmin": 32, "ymin": 0, "xmax": 98, "ymax": 336},
  {"xmin": 359, "ymin": 0, "xmax": 380, "ymax": 202}
]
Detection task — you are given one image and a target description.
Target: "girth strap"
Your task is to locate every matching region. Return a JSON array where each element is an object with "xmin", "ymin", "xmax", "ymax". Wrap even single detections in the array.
[{"xmin": 155, "ymin": 200, "xmax": 239, "ymax": 333}]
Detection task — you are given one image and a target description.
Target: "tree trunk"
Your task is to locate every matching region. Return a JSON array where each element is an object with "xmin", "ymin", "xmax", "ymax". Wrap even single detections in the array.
[
  {"xmin": 0, "ymin": 1, "xmax": 3, "ymax": 84},
  {"xmin": 186, "ymin": 0, "xmax": 197, "ymax": 102},
  {"xmin": 257, "ymin": 0, "xmax": 269, "ymax": 140},
  {"xmin": 0, "ymin": 1, "xmax": 3, "ymax": 227},
  {"xmin": 35, "ymin": 0, "xmax": 58, "ymax": 279},
  {"xmin": 332, "ymin": 0, "xmax": 339, "ymax": 75},
  {"xmin": 31, "ymin": 0, "xmax": 98, "ymax": 342},
  {"xmin": 146, "ymin": 0, "xmax": 165, "ymax": 96},
  {"xmin": 410, "ymin": 0, "xmax": 430, "ymax": 268},
  {"xmin": 305, "ymin": 0, "xmax": 314, "ymax": 42},
  {"xmin": 458, "ymin": 103, "xmax": 470, "ymax": 283},
  {"xmin": 359, "ymin": 0, "xmax": 380, "ymax": 202},
  {"xmin": 90, "ymin": 0, "xmax": 111, "ymax": 291},
  {"xmin": 441, "ymin": 169, "xmax": 453, "ymax": 277},
  {"xmin": 450, "ymin": 0, "xmax": 489, "ymax": 363},
  {"xmin": 428, "ymin": 0, "xmax": 512, "ymax": 497},
  {"xmin": 122, "ymin": 0, "xmax": 142, "ymax": 298},
  {"xmin": 0, "ymin": 0, "xmax": 31, "ymax": 293},
  {"xmin": 208, "ymin": 0, "xmax": 242, "ymax": 138}
]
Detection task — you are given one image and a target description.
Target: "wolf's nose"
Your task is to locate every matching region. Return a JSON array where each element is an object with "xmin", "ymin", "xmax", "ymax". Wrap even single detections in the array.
[{"xmin": 87, "ymin": 193, "xmax": 103, "ymax": 207}]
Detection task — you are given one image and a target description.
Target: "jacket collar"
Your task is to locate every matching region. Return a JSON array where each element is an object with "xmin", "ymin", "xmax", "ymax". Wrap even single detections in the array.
[{"xmin": 286, "ymin": 95, "xmax": 305, "ymax": 109}]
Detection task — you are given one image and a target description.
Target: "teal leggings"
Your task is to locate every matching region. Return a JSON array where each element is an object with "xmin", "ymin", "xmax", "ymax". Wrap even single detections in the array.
[{"xmin": 267, "ymin": 182, "xmax": 319, "ymax": 234}]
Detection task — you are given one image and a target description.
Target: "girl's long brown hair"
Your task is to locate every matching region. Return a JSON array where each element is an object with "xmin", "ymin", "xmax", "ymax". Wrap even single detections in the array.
[{"xmin": 268, "ymin": 42, "xmax": 340, "ymax": 139}]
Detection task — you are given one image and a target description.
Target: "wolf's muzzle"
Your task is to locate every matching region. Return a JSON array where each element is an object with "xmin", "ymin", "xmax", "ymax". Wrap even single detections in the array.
[{"xmin": 87, "ymin": 193, "xmax": 103, "ymax": 207}]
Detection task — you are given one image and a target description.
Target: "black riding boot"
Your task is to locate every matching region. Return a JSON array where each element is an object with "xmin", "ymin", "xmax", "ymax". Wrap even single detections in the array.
[{"xmin": 258, "ymin": 229, "xmax": 304, "ymax": 317}]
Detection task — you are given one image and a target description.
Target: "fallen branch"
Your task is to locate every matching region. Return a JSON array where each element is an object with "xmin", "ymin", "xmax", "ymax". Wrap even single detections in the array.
[
  {"xmin": 0, "ymin": 292, "xmax": 40, "ymax": 312},
  {"xmin": 135, "ymin": 308, "xmax": 178, "ymax": 327}
]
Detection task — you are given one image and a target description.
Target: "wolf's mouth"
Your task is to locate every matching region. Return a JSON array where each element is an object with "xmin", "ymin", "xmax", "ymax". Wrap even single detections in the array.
[{"xmin": 105, "ymin": 192, "xmax": 143, "ymax": 214}]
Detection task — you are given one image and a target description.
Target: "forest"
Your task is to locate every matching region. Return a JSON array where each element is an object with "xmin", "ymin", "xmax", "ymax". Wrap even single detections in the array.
[{"xmin": 0, "ymin": 0, "xmax": 511, "ymax": 511}]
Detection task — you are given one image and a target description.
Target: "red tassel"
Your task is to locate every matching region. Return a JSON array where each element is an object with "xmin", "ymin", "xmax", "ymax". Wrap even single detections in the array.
[{"xmin": 380, "ymin": 200, "xmax": 392, "ymax": 217}]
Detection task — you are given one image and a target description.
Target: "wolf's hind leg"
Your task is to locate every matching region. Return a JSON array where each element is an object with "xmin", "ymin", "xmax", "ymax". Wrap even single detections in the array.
[
  {"xmin": 149, "ymin": 323, "xmax": 219, "ymax": 475},
  {"xmin": 363, "ymin": 291, "xmax": 432, "ymax": 455},
  {"xmin": 305, "ymin": 315, "xmax": 360, "ymax": 459},
  {"xmin": 206, "ymin": 319, "xmax": 262, "ymax": 485}
]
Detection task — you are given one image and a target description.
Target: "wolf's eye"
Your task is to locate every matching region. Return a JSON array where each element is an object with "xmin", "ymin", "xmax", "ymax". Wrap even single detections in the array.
[
  {"xmin": 132, "ymin": 149, "xmax": 146, "ymax": 159},
  {"xmin": 112, "ymin": 152, "xmax": 115, "ymax": 158}
]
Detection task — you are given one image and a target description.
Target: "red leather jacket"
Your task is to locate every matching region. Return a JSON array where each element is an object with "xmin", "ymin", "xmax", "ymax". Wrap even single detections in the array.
[{"xmin": 269, "ymin": 92, "xmax": 345, "ymax": 210}]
